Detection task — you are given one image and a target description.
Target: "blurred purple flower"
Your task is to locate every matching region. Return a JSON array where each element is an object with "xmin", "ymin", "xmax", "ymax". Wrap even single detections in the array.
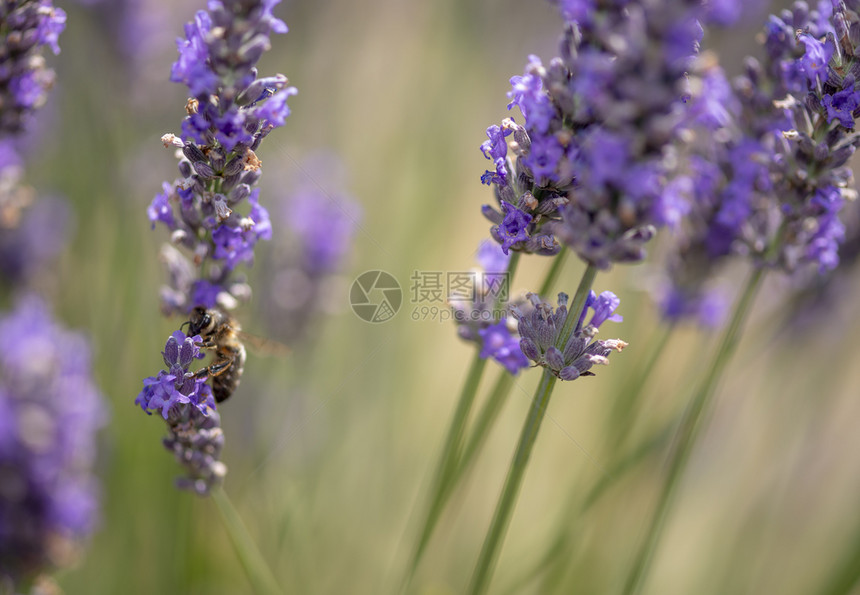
[
  {"xmin": 0, "ymin": 0, "xmax": 66, "ymax": 135},
  {"xmin": 0, "ymin": 295, "xmax": 106, "ymax": 587},
  {"xmin": 478, "ymin": 321, "xmax": 529, "ymax": 375}
]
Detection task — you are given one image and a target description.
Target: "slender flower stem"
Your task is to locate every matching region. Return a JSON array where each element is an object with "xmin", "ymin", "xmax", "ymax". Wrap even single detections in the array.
[
  {"xmin": 468, "ymin": 368, "xmax": 557, "ymax": 595},
  {"xmin": 403, "ymin": 350, "xmax": 487, "ymax": 583},
  {"xmin": 468, "ymin": 264, "xmax": 598, "ymax": 595},
  {"xmin": 538, "ymin": 249, "xmax": 568, "ymax": 297},
  {"xmin": 621, "ymin": 266, "xmax": 766, "ymax": 595},
  {"xmin": 605, "ymin": 323, "xmax": 674, "ymax": 449},
  {"xmin": 212, "ymin": 487, "xmax": 283, "ymax": 595},
  {"xmin": 401, "ymin": 252, "xmax": 523, "ymax": 588},
  {"xmin": 456, "ymin": 250, "xmax": 569, "ymax": 486}
]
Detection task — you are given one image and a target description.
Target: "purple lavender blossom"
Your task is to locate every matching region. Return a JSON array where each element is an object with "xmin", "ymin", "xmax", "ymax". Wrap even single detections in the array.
[
  {"xmin": 259, "ymin": 153, "xmax": 362, "ymax": 345},
  {"xmin": 148, "ymin": 0, "xmax": 296, "ymax": 315},
  {"xmin": 479, "ymin": 117, "xmax": 566, "ymax": 257},
  {"xmin": 136, "ymin": 330, "xmax": 225, "ymax": 495},
  {"xmin": 136, "ymin": 330, "xmax": 215, "ymax": 418},
  {"xmin": 715, "ymin": 1, "xmax": 857, "ymax": 274},
  {"xmin": 452, "ymin": 241, "xmax": 529, "ymax": 376},
  {"xmin": 478, "ymin": 321, "xmax": 530, "ymax": 375},
  {"xmin": 513, "ymin": 292, "xmax": 626, "ymax": 381},
  {"xmin": 480, "ymin": 1, "xmax": 719, "ymax": 269},
  {"xmin": 0, "ymin": 295, "xmax": 106, "ymax": 587},
  {"xmin": 0, "ymin": 0, "xmax": 66, "ymax": 136}
]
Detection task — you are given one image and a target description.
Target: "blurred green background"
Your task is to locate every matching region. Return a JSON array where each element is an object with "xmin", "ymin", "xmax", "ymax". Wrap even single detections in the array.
[{"xmin": 17, "ymin": 0, "xmax": 860, "ymax": 593}]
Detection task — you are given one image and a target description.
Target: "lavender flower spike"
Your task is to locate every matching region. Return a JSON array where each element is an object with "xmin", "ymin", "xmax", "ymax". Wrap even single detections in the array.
[
  {"xmin": 0, "ymin": 296, "xmax": 106, "ymax": 589},
  {"xmin": 482, "ymin": 1, "xmax": 740, "ymax": 269},
  {"xmin": 136, "ymin": 330, "xmax": 225, "ymax": 495},
  {"xmin": 513, "ymin": 291, "xmax": 626, "ymax": 381},
  {"xmin": 148, "ymin": 0, "xmax": 295, "ymax": 314},
  {"xmin": 0, "ymin": 0, "xmax": 66, "ymax": 135}
]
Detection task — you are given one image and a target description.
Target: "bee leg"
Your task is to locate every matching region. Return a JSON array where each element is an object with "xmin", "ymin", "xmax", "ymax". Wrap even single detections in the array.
[
  {"xmin": 194, "ymin": 338, "xmax": 217, "ymax": 349},
  {"xmin": 194, "ymin": 357, "xmax": 234, "ymax": 380}
]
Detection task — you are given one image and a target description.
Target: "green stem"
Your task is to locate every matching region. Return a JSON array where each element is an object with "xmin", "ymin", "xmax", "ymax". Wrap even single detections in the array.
[
  {"xmin": 621, "ymin": 266, "xmax": 766, "ymax": 595},
  {"xmin": 605, "ymin": 323, "xmax": 674, "ymax": 450},
  {"xmin": 212, "ymin": 487, "xmax": 283, "ymax": 595},
  {"xmin": 401, "ymin": 349, "xmax": 488, "ymax": 588},
  {"xmin": 456, "ymin": 372, "xmax": 515, "ymax": 478},
  {"xmin": 468, "ymin": 368, "xmax": 558, "ymax": 595},
  {"xmin": 538, "ymin": 249, "xmax": 568, "ymax": 297},
  {"xmin": 400, "ymin": 252, "xmax": 526, "ymax": 589},
  {"xmin": 468, "ymin": 264, "xmax": 598, "ymax": 595},
  {"xmin": 554, "ymin": 265, "xmax": 598, "ymax": 351},
  {"xmin": 455, "ymin": 250, "xmax": 569, "ymax": 490}
]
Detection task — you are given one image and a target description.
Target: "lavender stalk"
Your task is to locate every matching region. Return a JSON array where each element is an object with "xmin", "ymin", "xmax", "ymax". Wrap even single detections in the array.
[
  {"xmin": 138, "ymin": 0, "xmax": 295, "ymax": 495},
  {"xmin": 621, "ymin": 267, "xmax": 764, "ymax": 595},
  {"xmin": 468, "ymin": 265, "xmax": 606, "ymax": 595},
  {"xmin": 623, "ymin": 2, "xmax": 860, "ymax": 590},
  {"xmin": 401, "ymin": 249, "xmax": 521, "ymax": 588}
]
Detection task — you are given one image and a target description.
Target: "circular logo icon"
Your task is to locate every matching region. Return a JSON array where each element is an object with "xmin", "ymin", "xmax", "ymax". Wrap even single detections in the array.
[{"xmin": 350, "ymin": 270, "xmax": 402, "ymax": 323}]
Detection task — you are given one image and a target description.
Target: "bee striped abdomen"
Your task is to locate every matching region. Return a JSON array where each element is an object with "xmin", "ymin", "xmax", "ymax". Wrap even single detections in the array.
[{"xmin": 212, "ymin": 343, "xmax": 245, "ymax": 403}]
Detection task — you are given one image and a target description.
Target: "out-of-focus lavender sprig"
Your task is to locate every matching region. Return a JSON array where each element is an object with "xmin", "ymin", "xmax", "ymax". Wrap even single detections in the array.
[
  {"xmin": 0, "ymin": 0, "xmax": 66, "ymax": 137},
  {"xmin": 722, "ymin": 0, "xmax": 860, "ymax": 275},
  {"xmin": 0, "ymin": 295, "xmax": 106, "ymax": 589},
  {"xmin": 481, "ymin": 0, "xmax": 737, "ymax": 269},
  {"xmin": 657, "ymin": 1, "xmax": 860, "ymax": 326},
  {"xmin": 450, "ymin": 240, "xmax": 530, "ymax": 375},
  {"xmin": 0, "ymin": 141, "xmax": 70, "ymax": 285},
  {"xmin": 513, "ymin": 291, "xmax": 626, "ymax": 381},
  {"xmin": 136, "ymin": 330, "xmax": 225, "ymax": 495},
  {"xmin": 259, "ymin": 154, "xmax": 362, "ymax": 346},
  {"xmin": 148, "ymin": 0, "xmax": 296, "ymax": 314}
]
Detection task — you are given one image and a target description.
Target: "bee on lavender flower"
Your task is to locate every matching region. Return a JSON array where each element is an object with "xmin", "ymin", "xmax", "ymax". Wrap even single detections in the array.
[
  {"xmin": 185, "ymin": 306, "xmax": 291, "ymax": 403},
  {"xmin": 186, "ymin": 307, "xmax": 247, "ymax": 403}
]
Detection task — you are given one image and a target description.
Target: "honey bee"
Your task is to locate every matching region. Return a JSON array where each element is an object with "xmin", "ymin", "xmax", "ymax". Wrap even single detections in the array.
[
  {"xmin": 185, "ymin": 306, "xmax": 291, "ymax": 403},
  {"xmin": 186, "ymin": 307, "xmax": 246, "ymax": 403}
]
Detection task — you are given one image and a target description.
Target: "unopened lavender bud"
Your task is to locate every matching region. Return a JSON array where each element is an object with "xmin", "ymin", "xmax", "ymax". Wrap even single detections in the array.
[
  {"xmin": 237, "ymin": 73, "xmax": 289, "ymax": 106},
  {"xmin": 545, "ymin": 346, "xmax": 565, "ymax": 371},
  {"xmin": 183, "ymin": 142, "xmax": 207, "ymax": 163},
  {"xmin": 238, "ymin": 35, "xmax": 269, "ymax": 66},
  {"xmin": 559, "ymin": 366, "xmax": 581, "ymax": 381},
  {"xmin": 193, "ymin": 161, "xmax": 215, "ymax": 179},
  {"xmin": 209, "ymin": 149, "xmax": 226, "ymax": 172},
  {"xmin": 178, "ymin": 160, "xmax": 193, "ymax": 178},
  {"xmin": 223, "ymin": 156, "xmax": 245, "ymax": 177},
  {"xmin": 228, "ymin": 183, "xmax": 251, "ymax": 204}
]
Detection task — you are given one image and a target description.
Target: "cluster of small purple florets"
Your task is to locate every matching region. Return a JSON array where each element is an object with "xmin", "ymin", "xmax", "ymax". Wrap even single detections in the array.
[
  {"xmin": 0, "ymin": 0, "xmax": 66, "ymax": 136},
  {"xmin": 139, "ymin": 0, "xmax": 297, "ymax": 495},
  {"xmin": 657, "ymin": 0, "xmax": 860, "ymax": 325},
  {"xmin": 450, "ymin": 240, "xmax": 531, "ymax": 375},
  {"xmin": 0, "ymin": 0, "xmax": 70, "ymax": 286},
  {"xmin": 481, "ymin": 0, "xmax": 730, "ymax": 269},
  {"xmin": 259, "ymin": 155, "xmax": 362, "ymax": 345},
  {"xmin": 136, "ymin": 330, "xmax": 226, "ymax": 494},
  {"xmin": 147, "ymin": 0, "xmax": 295, "ymax": 315},
  {"xmin": 512, "ymin": 291, "xmax": 626, "ymax": 380},
  {"xmin": 734, "ymin": 0, "xmax": 857, "ymax": 274},
  {"xmin": 0, "ymin": 296, "xmax": 106, "ymax": 588}
]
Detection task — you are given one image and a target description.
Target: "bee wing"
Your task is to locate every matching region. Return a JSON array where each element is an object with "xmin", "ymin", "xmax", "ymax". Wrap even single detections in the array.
[{"xmin": 235, "ymin": 330, "xmax": 292, "ymax": 358}]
